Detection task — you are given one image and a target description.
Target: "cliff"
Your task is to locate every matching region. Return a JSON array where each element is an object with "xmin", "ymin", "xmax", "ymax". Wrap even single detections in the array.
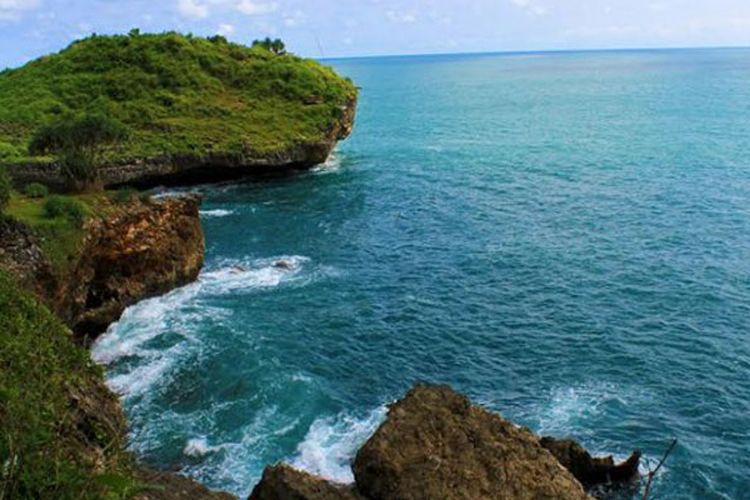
[
  {"xmin": 0, "ymin": 32, "xmax": 357, "ymax": 189},
  {"xmin": 0, "ymin": 194, "xmax": 204, "ymax": 342}
]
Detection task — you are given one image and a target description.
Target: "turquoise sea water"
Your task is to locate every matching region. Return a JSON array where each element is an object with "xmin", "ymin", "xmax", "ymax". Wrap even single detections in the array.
[{"xmin": 93, "ymin": 49, "xmax": 750, "ymax": 499}]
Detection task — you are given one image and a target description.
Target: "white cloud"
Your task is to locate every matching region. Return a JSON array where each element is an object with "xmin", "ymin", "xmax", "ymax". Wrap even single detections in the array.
[
  {"xmin": 386, "ymin": 9, "xmax": 417, "ymax": 24},
  {"xmin": 217, "ymin": 23, "xmax": 234, "ymax": 35},
  {"xmin": 236, "ymin": 0, "xmax": 277, "ymax": 16},
  {"xmin": 510, "ymin": 0, "xmax": 548, "ymax": 17},
  {"xmin": 176, "ymin": 0, "xmax": 278, "ymax": 19},
  {"xmin": 177, "ymin": 0, "xmax": 208, "ymax": 19},
  {"xmin": 283, "ymin": 9, "xmax": 304, "ymax": 27},
  {"xmin": 0, "ymin": 0, "xmax": 41, "ymax": 21}
]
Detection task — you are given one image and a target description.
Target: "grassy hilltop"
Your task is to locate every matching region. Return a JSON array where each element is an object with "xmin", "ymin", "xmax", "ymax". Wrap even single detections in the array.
[{"xmin": 0, "ymin": 31, "xmax": 356, "ymax": 166}]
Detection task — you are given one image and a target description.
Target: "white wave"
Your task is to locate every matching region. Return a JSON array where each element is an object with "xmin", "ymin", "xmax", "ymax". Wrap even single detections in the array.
[
  {"xmin": 93, "ymin": 256, "xmax": 311, "ymax": 366},
  {"xmin": 92, "ymin": 283, "xmax": 202, "ymax": 364},
  {"xmin": 184, "ymin": 437, "xmax": 226, "ymax": 458},
  {"xmin": 312, "ymin": 151, "xmax": 343, "ymax": 174},
  {"xmin": 291, "ymin": 406, "xmax": 387, "ymax": 484},
  {"xmin": 201, "ymin": 256, "xmax": 311, "ymax": 295},
  {"xmin": 200, "ymin": 209, "xmax": 235, "ymax": 218},
  {"xmin": 106, "ymin": 346, "xmax": 182, "ymax": 396},
  {"xmin": 535, "ymin": 383, "xmax": 635, "ymax": 436}
]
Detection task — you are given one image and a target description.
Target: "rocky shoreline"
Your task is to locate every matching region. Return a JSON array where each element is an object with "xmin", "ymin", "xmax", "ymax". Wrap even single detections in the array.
[
  {"xmin": 251, "ymin": 384, "xmax": 640, "ymax": 500},
  {"xmin": 0, "ymin": 189, "xmax": 642, "ymax": 499}
]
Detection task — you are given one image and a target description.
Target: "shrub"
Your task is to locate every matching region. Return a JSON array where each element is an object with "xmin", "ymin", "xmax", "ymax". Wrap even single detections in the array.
[
  {"xmin": 23, "ymin": 182, "xmax": 49, "ymax": 198},
  {"xmin": 0, "ymin": 166, "xmax": 10, "ymax": 211},
  {"xmin": 29, "ymin": 113, "xmax": 128, "ymax": 190},
  {"xmin": 43, "ymin": 195, "xmax": 87, "ymax": 227}
]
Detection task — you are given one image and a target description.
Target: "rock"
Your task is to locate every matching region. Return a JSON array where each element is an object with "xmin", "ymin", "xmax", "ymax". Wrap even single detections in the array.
[
  {"xmin": 540, "ymin": 437, "xmax": 641, "ymax": 489},
  {"xmin": 353, "ymin": 384, "xmax": 590, "ymax": 500},
  {"xmin": 0, "ymin": 195, "xmax": 205, "ymax": 343},
  {"xmin": 135, "ymin": 467, "xmax": 236, "ymax": 499},
  {"xmin": 63, "ymin": 195, "xmax": 205, "ymax": 341},
  {"xmin": 248, "ymin": 465, "xmax": 362, "ymax": 500},
  {"xmin": 272, "ymin": 259, "xmax": 293, "ymax": 271}
]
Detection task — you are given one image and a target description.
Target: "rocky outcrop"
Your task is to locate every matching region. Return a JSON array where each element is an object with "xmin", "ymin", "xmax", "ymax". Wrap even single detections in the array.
[
  {"xmin": 9, "ymin": 98, "xmax": 357, "ymax": 191},
  {"xmin": 353, "ymin": 384, "xmax": 590, "ymax": 500},
  {"xmin": 0, "ymin": 195, "xmax": 204, "ymax": 342},
  {"xmin": 540, "ymin": 437, "xmax": 641, "ymax": 490},
  {"xmin": 249, "ymin": 465, "xmax": 362, "ymax": 500},
  {"xmin": 60, "ymin": 194, "xmax": 204, "ymax": 340},
  {"xmin": 252, "ymin": 384, "xmax": 592, "ymax": 500}
]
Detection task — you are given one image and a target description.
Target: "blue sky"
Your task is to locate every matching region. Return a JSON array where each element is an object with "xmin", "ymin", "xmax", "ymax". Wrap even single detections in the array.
[{"xmin": 1, "ymin": 0, "xmax": 750, "ymax": 68}]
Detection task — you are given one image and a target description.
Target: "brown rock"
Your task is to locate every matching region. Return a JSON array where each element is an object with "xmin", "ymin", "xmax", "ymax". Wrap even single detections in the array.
[
  {"xmin": 540, "ymin": 437, "xmax": 641, "ymax": 489},
  {"xmin": 249, "ymin": 464, "xmax": 363, "ymax": 500},
  {"xmin": 134, "ymin": 467, "xmax": 236, "ymax": 500},
  {"xmin": 353, "ymin": 384, "xmax": 590, "ymax": 500}
]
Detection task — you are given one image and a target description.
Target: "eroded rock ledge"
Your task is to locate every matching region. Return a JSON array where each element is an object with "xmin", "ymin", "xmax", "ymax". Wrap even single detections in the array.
[
  {"xmin": 251, "ymin": 384, "xmax": 642, "ymax": 500},
  {"xmin": 0, "ymin": 194, "xmax": 204, "ymax": 342}
]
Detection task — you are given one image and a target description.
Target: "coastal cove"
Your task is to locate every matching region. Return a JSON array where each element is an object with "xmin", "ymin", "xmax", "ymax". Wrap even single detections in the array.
[{"xmin": 92, "ymin": 48, "xmax": 750, "ymax": 499}]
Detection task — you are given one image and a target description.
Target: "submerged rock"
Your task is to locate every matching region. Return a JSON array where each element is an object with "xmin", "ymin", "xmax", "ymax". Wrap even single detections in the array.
[
  {"xmin": 353, "ymin": 384, "xmax": 590, "ymax": 500},
  {"xmin": 540, "ymin": 437, "xmax": 641, "ymax": 489},
  {"xmin": 248, "ymin": 465, "xmax": 362, "ymax": 500}
]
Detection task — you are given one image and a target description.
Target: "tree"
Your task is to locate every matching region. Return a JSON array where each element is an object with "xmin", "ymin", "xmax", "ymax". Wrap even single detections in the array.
[
  {"xmin": 252, "ymin": 37, "xmax": 286, "ymax": 55},
  {"xmin": 29, "ymin": 113, "xmax": 128, "ymax": 191}
]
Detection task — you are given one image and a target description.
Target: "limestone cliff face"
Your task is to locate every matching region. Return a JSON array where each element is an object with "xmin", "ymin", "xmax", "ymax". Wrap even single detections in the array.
[
  {"xmin": 0, "ymin": 195, "xmax": 204, "ymax": 342},
  {"xmin": 60, "ymin": 195, "xmax": 204, "ymax": 339},
  {"xmin": 10, "ymin": 97, "xmax": 357, "ymax": 190}
]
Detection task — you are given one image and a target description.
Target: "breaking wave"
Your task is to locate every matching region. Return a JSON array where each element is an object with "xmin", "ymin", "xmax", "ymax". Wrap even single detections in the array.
[{"xmin": 291, "ymin": 407, "xmax": 387, "ymax": 484}]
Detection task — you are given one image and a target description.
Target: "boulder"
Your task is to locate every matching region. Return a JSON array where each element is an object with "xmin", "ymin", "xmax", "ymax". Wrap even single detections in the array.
[
  {"xmin": 249, "ymin": 464, "xmax": 362, "ymax": 500},
  {"xmin": 540, "ymin": 437, "xmax": 641, "ymax": 489},
  {"xmin": 353, "ymin": 384, "xmax": 590, "ymax": 500}
]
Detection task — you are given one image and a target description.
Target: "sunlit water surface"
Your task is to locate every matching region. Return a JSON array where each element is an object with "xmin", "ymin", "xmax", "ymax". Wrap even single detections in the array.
[{"xmin": 94, "ymin": 49, "xmax": 750, "ymax": 499}]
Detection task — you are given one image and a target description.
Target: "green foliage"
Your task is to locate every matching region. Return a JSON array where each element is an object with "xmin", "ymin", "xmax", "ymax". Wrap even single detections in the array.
[
  {"xmin": 29, "ymin": 113, "xmax": 128, "ymax": 187},
  {"xmin": 0, "ymin": 271, "xmax": 133, "ymax": 498},
  {"xmin": 0, "ymin": 31, "xmax": 356, "ymax": 166},
  {"xmin": 0, "ymin": 166, "xmax": 10, "ymax": 211},
  {"xmin": 252, "ymin": 37, "xmax": 286, "ymax": 55},
  {"xmin": 43, "ymin": 195, "xmax": 88, "ymax": 227},
  {"xmin": 23, "ymin": 182, "xmax": 49, "ymax": 198}
]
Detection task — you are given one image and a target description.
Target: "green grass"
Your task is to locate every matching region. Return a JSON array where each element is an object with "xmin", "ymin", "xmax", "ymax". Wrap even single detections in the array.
[
  {"xmin": 0, "ymin": 271, "xmax": 136, "ymax": 499},
  {"xmin": 4, "ymin": 192, "xmax": 111, "ymax": 273},
  {"xmin": 0, "ymin": 32, "xmax": 357, "ymax": 166}
]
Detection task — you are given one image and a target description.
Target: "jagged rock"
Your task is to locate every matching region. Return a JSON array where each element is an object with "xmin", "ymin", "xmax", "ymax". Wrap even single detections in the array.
[
  {"xmin": 540, "ymin": 437, "xmax": 641, "ymax": 489},
  {"xmin": 248, "ymin": 465, "xmax": 362, "ymax": 500},
  {"xmin": 353, "ymin": 384, "xmax": 590, "ymax": 500}
]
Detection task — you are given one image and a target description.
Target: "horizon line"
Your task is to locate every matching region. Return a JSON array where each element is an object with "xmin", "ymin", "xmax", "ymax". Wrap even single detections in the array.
[{"xmin": 318, "ymin": 44, "xmax": 750, "ymax": 62}]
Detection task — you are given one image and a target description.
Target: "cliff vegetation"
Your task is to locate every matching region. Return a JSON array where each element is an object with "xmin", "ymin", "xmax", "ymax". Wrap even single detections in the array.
[{"xmin": 0, "ymin": 31, "xmax": 356, "ymax": 168}]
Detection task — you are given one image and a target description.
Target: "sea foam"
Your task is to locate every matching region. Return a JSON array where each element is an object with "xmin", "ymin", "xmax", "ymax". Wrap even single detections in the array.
[{"xmin": 291, "ymin": 406, "xmax": 387, "ymax": 484}]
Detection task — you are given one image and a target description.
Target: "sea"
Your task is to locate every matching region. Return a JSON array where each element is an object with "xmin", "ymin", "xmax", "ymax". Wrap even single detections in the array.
[{"xmin": 92, "ymin": 48, "xmax": 750, "ymax": 499}]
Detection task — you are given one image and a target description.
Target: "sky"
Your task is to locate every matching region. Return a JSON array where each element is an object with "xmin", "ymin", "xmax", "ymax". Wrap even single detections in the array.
[{"xmin": 1, "ymin": 0, "xmax": 750, "ymax": 68}]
